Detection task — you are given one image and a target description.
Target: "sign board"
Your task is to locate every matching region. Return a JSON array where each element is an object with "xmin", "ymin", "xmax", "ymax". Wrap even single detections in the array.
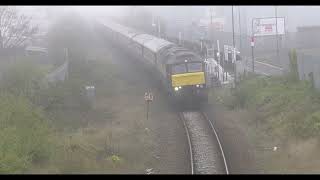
[
  {"xmin": 144, "ymin": 92, "xmax": 153, "ymax": 102},
  {"xmin": 251, "ymin": 37, "xmax": 255, "ymax": 47},
  {"xmin": 253, "ymin": 17, "xmax": 285, "ymax": 36},
  {"xmin": 199, "ymin": 17, "xmax": 225, "ymax": 32}
]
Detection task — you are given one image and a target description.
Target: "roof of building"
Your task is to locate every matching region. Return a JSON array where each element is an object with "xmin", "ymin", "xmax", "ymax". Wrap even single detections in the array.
[{"xmin": 25, "ymin": 46, "xmax": 48, "ymax": 53}]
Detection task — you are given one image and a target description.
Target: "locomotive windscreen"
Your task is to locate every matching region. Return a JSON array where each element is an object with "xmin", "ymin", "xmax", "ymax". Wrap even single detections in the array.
[
  {"xmin": 187, "ymin": 63, "xmax": 202, "ymax": 73},
  {"xmin": 172, "ymin": 64, "xmax": 187, "ymax": 74}
]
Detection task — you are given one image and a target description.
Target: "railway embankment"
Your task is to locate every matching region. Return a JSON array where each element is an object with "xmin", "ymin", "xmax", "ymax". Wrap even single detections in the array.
[
  {"xmin": 0, "ymin": 13, "xmax": 189, "ymax": 173},
  {"xmin": 206, "ymin": 74, "xmax": 320, "ymax": 173}
]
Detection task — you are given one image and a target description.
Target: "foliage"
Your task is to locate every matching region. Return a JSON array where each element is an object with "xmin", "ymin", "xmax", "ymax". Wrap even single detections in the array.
[
  {"xmin": 0, "ymin": 93, "xmax": 54, "ymax": 173},
  {"xmin": 47, "ymin": 12, "xmax": 93, "ymax": 66},
  {"xmin": 223, "ymin": 73, "xmax": 320, "ymax": 139},
  {"xmin": 0, "ymin": 61, "xmax": 47, "ymax": 101}
]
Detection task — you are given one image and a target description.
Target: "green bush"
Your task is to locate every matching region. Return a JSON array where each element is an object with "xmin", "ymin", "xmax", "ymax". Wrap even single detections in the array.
[
  {"xmin": 0, "ymin": 93, "xmax": 55, "ymax": 173},
  {"xmin": 47, "ymin": 13, "xmax": 93, "ymax": 66},
  {"xmin": 292, "ymin": 111, "xmax": 320, "ymax": 138},
  {"xmin": 229, "ymin": 74, "xmax": 320, "ymax": 139},
  {"xmin": 0, "ymin": 61, "xmax": 47, "ymax": 100}
]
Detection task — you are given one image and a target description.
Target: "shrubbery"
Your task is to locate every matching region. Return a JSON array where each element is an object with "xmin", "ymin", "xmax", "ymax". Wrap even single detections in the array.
[
  {"xmin": 226, "ymin": 73, "xmax": 320, "ymax": 138},
  {"xmin": 0, "ymin": 61, "xmax": 47, "ymax": 100},
  {"xmin": 0, "ymin": 93, "xmax": 55, "ymax": 173}
]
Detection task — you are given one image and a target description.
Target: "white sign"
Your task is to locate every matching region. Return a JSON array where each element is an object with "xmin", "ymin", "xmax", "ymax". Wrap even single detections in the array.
[
  {"xmin": 253, "ymin": 17, "xmax": 285, "ymax": 36},
  {"xmin": 199, "ymin": 17, "xmax": 225, "ymax": 32}
]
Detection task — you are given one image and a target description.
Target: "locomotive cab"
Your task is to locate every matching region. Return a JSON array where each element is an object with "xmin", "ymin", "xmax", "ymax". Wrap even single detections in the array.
[{"xmin": 168, "ymin": 55, "xmax": 208, "ymax": 105}]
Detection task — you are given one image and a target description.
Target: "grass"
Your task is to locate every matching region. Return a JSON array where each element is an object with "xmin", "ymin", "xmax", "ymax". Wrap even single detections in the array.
[
  {"xmin": 0, "ymin": 50, "xmax": 155, "ymax": 173},
  {"xmin": 0, "ymin": 93, "xmax": 55, "ymax": 173},
  {"xmin": 39, "ymin": 52, "xmax": 155, "ymax": 173},
  {"xmin": 0, "ymin": 12, "xmax": 158, "ymax": 173},
  {"xmin": 211, "ymin": 73, "xmax": 320, "ymax": 173}
]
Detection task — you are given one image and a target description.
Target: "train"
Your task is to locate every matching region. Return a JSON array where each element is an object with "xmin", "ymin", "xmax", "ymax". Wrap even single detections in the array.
[{"xmin": 96, "ymin": 19, "xmax": 209, "ymax": 107}]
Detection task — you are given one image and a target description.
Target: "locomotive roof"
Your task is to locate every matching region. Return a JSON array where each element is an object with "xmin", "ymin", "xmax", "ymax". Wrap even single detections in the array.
[
  {"xmin": 132, "ymin": 34, "xmax": 155, "ymax": 45},
  {"xmin": 132, "ymin": 34, "xmax": 173, "ymax": 53},
  {"xmin": 143, "ymin": 37, "xmax": 173, "ymax": 53},
  {"xmin": 98, "ymin": 19, "xmax": 173, "ymax": 53},
  {"xmin": 97, "ymin": 19, "xmax": 203, "ymax": 65},
  {"xmin": 164, "ymin": 46, "xmax": 203, "ymax": 64}
]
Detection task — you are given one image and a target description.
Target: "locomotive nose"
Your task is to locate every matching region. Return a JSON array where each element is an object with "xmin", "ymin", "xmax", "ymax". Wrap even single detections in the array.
[{"xmin": 171, "ymin": 72, "xmax": 206, "ymax": 87}]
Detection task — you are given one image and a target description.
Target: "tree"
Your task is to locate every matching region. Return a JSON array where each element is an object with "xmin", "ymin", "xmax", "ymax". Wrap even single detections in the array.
[
  {"xmin": 0, "ymin": 6, "xmax": 38, "ymax": 49},
  {"xmin": 47, "ymin": 12, "xmax": 92, "ymax": 66}
]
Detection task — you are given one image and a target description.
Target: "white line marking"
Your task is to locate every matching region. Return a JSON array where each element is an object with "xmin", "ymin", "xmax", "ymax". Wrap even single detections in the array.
[
  {"xmin": 255, "ymin": 70, "xmax": 270, "ymax": 76},
  {"xmin": 255, "ymin": 60, "xmax": 283, "ymax": 70}
]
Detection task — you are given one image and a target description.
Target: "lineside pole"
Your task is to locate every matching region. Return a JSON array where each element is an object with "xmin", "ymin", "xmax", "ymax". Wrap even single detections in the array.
[
  {"xmin": 275, "ymin": 6, "xmax": 280, "ymax": 64},
  {"xmin": 232, "ymin": 6, "xmax": 236, "ymax": 86},
  {"xmin": 146, "ymin": 101, "xmax": 149, "ymax": 121},
  {"xmin": 251, "ymin": 19, "xmax": 255, "ymax": 73}
]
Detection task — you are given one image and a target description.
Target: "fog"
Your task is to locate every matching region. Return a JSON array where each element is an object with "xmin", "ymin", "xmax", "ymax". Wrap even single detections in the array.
[{"xmin": 16, "ymin": 6, "xmax": 320, "ymax": 34}]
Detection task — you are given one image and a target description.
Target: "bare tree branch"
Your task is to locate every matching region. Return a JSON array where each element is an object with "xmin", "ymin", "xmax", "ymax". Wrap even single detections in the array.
[{"xmin": 0, "ymin": 6, "xmax": 38, "ymax": 49}]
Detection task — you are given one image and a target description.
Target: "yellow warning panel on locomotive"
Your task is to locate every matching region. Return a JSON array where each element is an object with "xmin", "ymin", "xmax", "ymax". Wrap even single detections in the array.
[{"xmin": 171, "ymin": 72, "xmax": 205, "ymax": 87}]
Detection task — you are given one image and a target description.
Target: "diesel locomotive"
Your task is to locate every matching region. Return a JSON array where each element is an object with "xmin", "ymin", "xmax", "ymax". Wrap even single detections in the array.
[{"xmin": 96, "ymin": 19, "xmax": 209, "ymax": 106}]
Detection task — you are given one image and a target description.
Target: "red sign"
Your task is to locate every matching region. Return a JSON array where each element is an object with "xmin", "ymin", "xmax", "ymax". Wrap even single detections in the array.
[
  {"xmin": 251, "ymin": 37, "xmax": 255, "ymax": 47},
  {"xmin": 209, "ymin": 22, "xmax": 223, "ymax": 31},
  {"xmin": 265, "ymin": 24, "xmax": 273, "ymax": 32}
]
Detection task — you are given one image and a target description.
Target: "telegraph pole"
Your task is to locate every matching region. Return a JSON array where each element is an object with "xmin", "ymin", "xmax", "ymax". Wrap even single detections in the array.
[
  {"xmin": 251, "ymin": 19, "xmax": 255, "ymax": 73},
  {"xmin": 232, "ymin": 6, "xmax": 236, "ymax": 86},
  {"xmin": 238, "ymin": 6, "xmax": 242, "ymax": 53},
  {"xmin": 158, "ymin": 18, "xmax": 161, "ymax": 38},
  {"xmin": 275, "ymin": 6, "xmax": 280, "ymax": 63},
  {"xmin": 0, "ymin": 15, "xmax": 2, "ymax": 49},
  {"xmin": 65, "ymin": 48, "xmax": 69, "ymax": 62},
  {"xmin": 210, "ymin": 8, "xmax": 214, "ymax": 43},
  {"xmin": 152, "ymin": 14, "xmax": 156, "ymax": 36},
  {"xmin": 232, "ymin": 6, "xmax": 235, "ymax": 50},
  {"xmin": 217, "ymin": 40, "xmax": 224, "ymax": 82}
]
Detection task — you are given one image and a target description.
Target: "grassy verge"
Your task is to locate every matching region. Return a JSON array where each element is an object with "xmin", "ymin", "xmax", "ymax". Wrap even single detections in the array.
[
  {"xmin": 0, "ymin": 13, "xmax": 158, "ymax": 173},
  {"xmin": 210, "ymin": 74, "xmax": 320, "ymax": 173},
  {"xmin": 39, "ymin": 57, "xmax": 154, "ymax": 173},
  {"xmin": 0, "ymin": 50, "xmax": 155, "ymax": 173}
]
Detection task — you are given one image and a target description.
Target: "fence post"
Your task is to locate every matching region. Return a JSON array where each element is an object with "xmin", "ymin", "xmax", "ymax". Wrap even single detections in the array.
[
  {"xmin": 289, "ymin": 48, "xmax": 299, "ymax": 81},
  {"xmin": 309, "ymin": 72, "xmax": 314, "ymax": 89}
]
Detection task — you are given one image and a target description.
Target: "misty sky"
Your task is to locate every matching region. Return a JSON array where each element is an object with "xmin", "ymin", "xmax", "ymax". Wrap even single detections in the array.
[
  {"xmin": 16, "ymin": 6, "xmax": 320, "ymax": 34},
  {"xmin": 146, "ymin": 6, "xmax": 320, "ymax": 33}
]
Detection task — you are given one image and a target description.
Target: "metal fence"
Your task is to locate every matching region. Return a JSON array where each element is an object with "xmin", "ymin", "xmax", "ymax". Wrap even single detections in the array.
[
  {"xmin": 235, "ymin": 50, "xmax": 288, "ymax": 78},
  {"xmin": 44, "ymin": 60, "xmax": 69, "ymax": 85},
  {"xmin": 297, "ymin": 53, "xmax": 320, "ymax": 89}
]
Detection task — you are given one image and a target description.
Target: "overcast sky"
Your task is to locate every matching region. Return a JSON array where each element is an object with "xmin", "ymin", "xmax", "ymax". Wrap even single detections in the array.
[{"xmin": 16, "ymin": 6, "xmax": 320, "ymax": 33}]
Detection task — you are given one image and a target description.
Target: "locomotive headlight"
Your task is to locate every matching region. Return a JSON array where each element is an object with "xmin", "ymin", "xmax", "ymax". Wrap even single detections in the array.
[
  {"xmin": 179, "ymin": 86, "xmax": 182, "ymax": 89},
  {"xmin": 196, "ymin": 84, "xmax": 200, "ymax": 87},
  {"xmin": 174, "ymin": 87, "xmax": 179, "ymax": 91}
]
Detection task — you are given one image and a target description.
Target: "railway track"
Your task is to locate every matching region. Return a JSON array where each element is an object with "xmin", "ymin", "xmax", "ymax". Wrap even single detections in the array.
[{"xmin": 179, "ymin": 111, "xmax": 229, "ymax": 174}]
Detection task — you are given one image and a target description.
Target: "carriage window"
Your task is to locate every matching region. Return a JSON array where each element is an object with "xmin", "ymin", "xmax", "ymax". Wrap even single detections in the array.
[
  {"xmin": 187, "ymin": 63, "xmax": 202, "ymax": 72},
  {"xmin": 172, "ymin": 64, "xmax": 187, "ymax": 74}
]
